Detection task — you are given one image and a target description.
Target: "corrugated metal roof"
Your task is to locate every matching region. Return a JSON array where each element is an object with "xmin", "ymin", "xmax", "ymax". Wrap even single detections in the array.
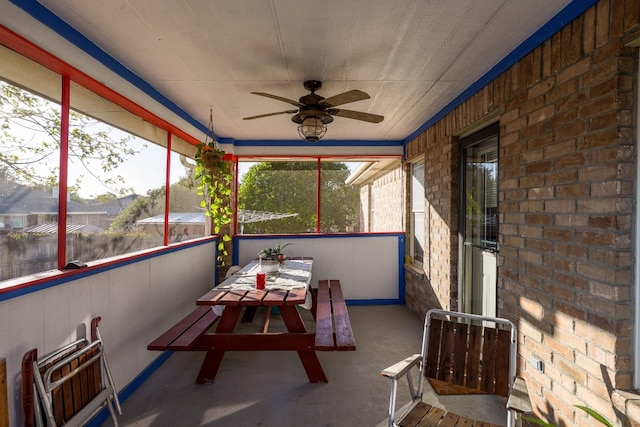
[{"xmin": 22, "ymin": 223, "xmax": 105, "ymax": 234}]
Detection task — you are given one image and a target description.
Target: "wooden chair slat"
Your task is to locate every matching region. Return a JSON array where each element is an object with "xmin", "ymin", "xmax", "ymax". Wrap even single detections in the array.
[
  {"xmin": 494, "ymin": 328, "xmax": 511, "ymax": 397},
  {"xmin": 60, "ymin": 361, "xmax": 74, "ymax": 422},
  {"xmin": 398, "ymin": 402, "xmax": 432, "ymax": 427},
  {"xmin": 452, "ymin": 322, "xmax": 468, "ymax": 386},
  {"xmin": 438, "ymin": 320, "xmax": 455, "ymax": 382},
  {"xmin": 439, "ymin": 412, "xmax": 462, "ymax": 427},
  {"xmin": 466, "ymin": 323, "xmax": 482, "ymax": 390},
  {"xmin": 480, "ymin": 327, "xmax": 498, "ymax": 394},
  {"xmin": 425, "ymin": 318, "xmax": 442, "ymax": 379}
]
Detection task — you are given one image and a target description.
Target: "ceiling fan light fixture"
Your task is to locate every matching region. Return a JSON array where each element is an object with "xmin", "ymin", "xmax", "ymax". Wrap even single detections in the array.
[{"xmin": 298, "ymin": 116, "xmax": 327, "ymax": 142}]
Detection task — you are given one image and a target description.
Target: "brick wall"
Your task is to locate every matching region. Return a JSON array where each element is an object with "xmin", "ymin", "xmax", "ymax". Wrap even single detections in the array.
[
  {"xmin": 404, "ymin": 1, "xmax": 640, "ymax": 425},
  {"xmin": 357, "ymin": 167, "xmax": 404, "ymax": 232}
]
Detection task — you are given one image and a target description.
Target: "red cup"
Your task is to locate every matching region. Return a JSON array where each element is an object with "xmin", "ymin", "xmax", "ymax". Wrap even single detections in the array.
[{"xmin": 256, "ymin": 273, "xmax": 266, "ymax": 289}]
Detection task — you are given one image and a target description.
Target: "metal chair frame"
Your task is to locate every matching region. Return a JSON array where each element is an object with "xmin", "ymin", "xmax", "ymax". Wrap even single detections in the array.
[{"xmin": 381, "ymin": 309, "xmax": 528, "ymax": 427}]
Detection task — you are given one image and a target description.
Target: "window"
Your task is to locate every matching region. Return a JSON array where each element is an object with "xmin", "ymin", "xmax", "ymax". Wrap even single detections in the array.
[
  {"xmin": 0, "ymin": 79, "xmax": 62, "ymax": 280},
  {"xmin": 237, "ymin": 158, "xmax": 400, "ymax": 234},
  {"xmin": 410, "ymin": 161, "xmax": 425, "ymax": 266},
  {"xmin": 320, "ymin": 160, "xmax": 360, "ymax": 233},
  {"xmin": 0, "ymin": 45, "xmax": 204, "ymax": 284},
  {"xmin": 238, "ymin": 160, "xmax": 318, "ymax": 234}
]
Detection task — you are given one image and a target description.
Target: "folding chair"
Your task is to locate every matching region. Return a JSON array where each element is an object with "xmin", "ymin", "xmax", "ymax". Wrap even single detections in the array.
[
  {"xmin": 22, "ymin": 317, "xmax": 121, "ymax": 427},
  {"xmin": 380, "ymin": 309, "xmax": 531, "ymax": 427}
]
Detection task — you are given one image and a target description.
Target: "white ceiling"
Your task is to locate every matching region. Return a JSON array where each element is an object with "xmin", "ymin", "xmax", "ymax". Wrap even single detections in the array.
[{"xmin": 2, "ymin": 0, "xmax": 577, "ymax": 143}]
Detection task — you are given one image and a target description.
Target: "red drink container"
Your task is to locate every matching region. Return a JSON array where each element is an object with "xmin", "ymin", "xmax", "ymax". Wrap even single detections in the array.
[{"xmin": 256, "ymin": 273, "xmax": 266, "ymax": 289}]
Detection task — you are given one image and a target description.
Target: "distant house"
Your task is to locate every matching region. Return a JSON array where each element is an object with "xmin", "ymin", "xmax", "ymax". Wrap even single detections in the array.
[{"xmin": 0, "ymin": 178, "xmax": 136, "ymax": 234}]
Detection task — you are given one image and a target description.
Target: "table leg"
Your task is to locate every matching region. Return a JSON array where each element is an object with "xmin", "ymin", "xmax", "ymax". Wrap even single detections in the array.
[
  {"xmin": 279, "ymin": 305, "xmax": 328, "ymax": 383},
  {"xmin": 195, "ymin": 305, "xmax": 242, "ymax": 384}
]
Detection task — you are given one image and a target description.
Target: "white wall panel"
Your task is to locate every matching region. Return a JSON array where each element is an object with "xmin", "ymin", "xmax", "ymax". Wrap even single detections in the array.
[
  {"xmin": 237, "ymin": 235, "xmax": 401, "ymax": 300},
  {"xmin": 0, "ymin": 241, "xmax": 216, "ymax": 426}
]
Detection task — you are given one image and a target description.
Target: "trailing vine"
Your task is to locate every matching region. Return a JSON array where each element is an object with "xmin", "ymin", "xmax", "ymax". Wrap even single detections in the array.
[{"xmin": 195, "ymin": 113, "xmax": 234, "ymax": 267}]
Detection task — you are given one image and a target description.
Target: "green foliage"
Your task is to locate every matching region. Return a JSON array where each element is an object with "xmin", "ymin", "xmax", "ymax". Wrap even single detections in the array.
[
  {"xmin": 238, "ymin": 161, "xmax": 358, "ymax": 233},
  {"xmin": 258, "ymin": 241, "xmax": 292, "ymax": 260},
  {"xmin": 194, "ymin": 139, "xmax": 233, "ymax": 266},
  {"xmin": 0, "ymin": 81, "xmax": 138, "ymax": 195},
  {"xmin": 523, "ymin": 405, "xmax": 614, "ymax": 427},
  {"xmin": 110, "ymin": 188, "xmax": 164, "ymax": 232}
]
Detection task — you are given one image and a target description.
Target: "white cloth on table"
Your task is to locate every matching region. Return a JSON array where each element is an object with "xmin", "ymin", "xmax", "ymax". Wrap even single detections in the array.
[{"xmin": 212, "ymin": 259, "xmax": 313, "ymax": 315}]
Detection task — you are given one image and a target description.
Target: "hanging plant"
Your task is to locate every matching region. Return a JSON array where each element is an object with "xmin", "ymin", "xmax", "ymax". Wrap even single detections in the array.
[{"xmin": 194, "ymin": 112, "xmax": 234, "ymax": 267}]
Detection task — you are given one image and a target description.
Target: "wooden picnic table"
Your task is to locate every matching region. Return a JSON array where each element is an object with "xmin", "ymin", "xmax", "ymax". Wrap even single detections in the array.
[
  {"xmin": 148, "ymin": 259, "xmax": 355, "ymax": 385},
  {"xmin": 194, "ymin": 259, "xmax": 328, "ymax": 384}
]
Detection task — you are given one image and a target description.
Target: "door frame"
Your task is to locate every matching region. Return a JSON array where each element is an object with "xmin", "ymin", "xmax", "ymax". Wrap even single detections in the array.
[{"xmin": 457, "ymin": 122, "xmax": 500, "ymax": 315}]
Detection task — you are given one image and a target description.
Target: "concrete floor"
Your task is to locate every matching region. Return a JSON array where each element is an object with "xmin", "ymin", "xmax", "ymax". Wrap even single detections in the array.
[{"xmin": 102, "ymin": 305, "xmax": 507, "ymax": 427}]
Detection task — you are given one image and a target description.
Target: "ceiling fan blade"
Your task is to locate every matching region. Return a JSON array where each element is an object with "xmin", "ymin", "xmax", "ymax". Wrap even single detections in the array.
[
  {"xmin": 251, "ymin": 92, "xmax": 303, "ymax": 108},
  {"xmin": 320, "ymin": 89, "xmax": 370, "ymax": 107},
  {"xmin": 243, "ymin": 110, "xmax": 298, "ymax": 120},
  {"xmin": 328, "ymin": 108, "xmax": 384, "ymax": 123}
]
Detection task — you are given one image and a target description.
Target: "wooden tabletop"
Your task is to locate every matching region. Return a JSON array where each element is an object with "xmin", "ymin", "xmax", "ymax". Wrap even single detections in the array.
[
  {"xmin": 197, "ymin": 259, "xmax": 312, "ymax": 307},
  {"xmin": 196, "ymin": 288, "xmax": 307, "ymax": 306}
]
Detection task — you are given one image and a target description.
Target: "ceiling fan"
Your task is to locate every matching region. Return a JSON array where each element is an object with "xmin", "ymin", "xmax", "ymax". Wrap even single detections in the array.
[{"xmin": 243, "ymin": 80, "xmax": 384, "ymax": 142}]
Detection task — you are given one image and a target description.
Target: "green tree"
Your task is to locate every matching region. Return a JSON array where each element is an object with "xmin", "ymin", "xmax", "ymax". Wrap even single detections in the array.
[
  {"xmin": 109, "ymin": 175, "xmax": 203, "ymax": 232},
  {"xmin": 238, "ymin": 161, "xmax": 358, "ymax": 234},
  {"xmin": 0, "ymin": 80, "xmax": 137, "ymax": 195}
]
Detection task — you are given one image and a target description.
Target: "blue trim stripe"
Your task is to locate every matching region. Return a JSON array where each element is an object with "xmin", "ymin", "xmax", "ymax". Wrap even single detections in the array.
[
  {"xmin": 403, "ymin": 0, "xmax": 600, "ymax": 143},
  {"xmin": 222, "ymin": 138, "xmax": 404, "ymax": 147},
  {"xmin": 86, "ymin": 352, "xmax": 173, "ymax": 427},
  {"xmin": 0, "ymin": 238, "xmax": 216, "ymax": 302},
  {"xmin": 11, "ymin": 0, "xmax": 594, "ymax": 148}
]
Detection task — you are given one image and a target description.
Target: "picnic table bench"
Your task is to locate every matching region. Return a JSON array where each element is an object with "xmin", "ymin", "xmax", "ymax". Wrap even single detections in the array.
[{"xmin": 148, "ymin": 270, "xmax": 355, "ymax": 384}]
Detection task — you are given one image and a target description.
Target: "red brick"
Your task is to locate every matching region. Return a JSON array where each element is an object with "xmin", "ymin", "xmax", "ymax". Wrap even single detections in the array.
[
  {"xmin": 577, "ymin": 198, "xmax": 619, "ymax": 214},
  {"xmin": 576, "ymin": 231, "xmax": 616, "ymax": 246},
  {"xmin": 554, "ymin": 121, "xmax": 587, "ymax": 142},
  {"xmin": 544, "ymin": 228, "xmax": 574, "ymax": 242},
  {"xmin": 545, "ymin": 199, "xmax": 576, "ymax": 213},
  {"xmin": 528, "ymin": 105, "xmax": 555, "ymax": 124},
  {"xmin": 526, "ymin": 213, "xmax": 554, "ymax": 225},
  {"xmin": 545, "ymin": 170, "xmax": 577, "ymax": 185},
  {"xmin": 590, "ymin": 111, "xmax": 623, "ymax": 130},
  {"xmin": 526, "ymin": 160, "xmax": 554, "ymax": 175},
  {"xmin": 577, "ymin": 128, "xmax": 619, "ymax": 150},
  {"xmin": 528, "ymin": 186, "xmax": 554, "ymax": 199},
  {"xmin": 555, "ymin": 213, "xmax": 589, "ymax": 228},
  {"xmin": 556, "ymin": 152, "xmax": 588, "ymax": 169},
  {"xmin": 555, "ymin": 243, "xmax": 588, "ymax": 259},
  {"xmin": 555, "ymin": 270, "xmax": 588, "ymax": 290},
  {"xmin": 556, "ymin": 90, "xmax": 590, "ymax": 113},
  {"xmin": 595, "ymin": 0, "xmax": 610, "ymax": 48},
  {"xmin": 556, "ymin": 183, "xmax": 589, "ymax": 198},
  {"xmin": 589, "ymin": 247, "xmax": 631, "ymax": 266},
  {"xmin": 557, "ymin": 57, "xmax": 591, "ymax": 84}
]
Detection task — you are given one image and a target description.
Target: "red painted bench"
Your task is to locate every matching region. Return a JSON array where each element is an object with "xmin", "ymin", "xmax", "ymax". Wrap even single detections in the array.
[
  {"xmin": 314, "ymin": 279, "xmax": 356, "ymax": 351},
  {"xmin": 147, "ymin": 306, "xmax": 220, "ymax": 351}
]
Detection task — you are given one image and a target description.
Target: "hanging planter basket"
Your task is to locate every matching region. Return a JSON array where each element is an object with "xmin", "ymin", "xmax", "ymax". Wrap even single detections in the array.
[{"xmin": 200, "ymin": 149, "xmax": 225, "ymax": 171}]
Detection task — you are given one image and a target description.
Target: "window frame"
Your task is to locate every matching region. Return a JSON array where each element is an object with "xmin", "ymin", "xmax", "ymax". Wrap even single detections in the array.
[{"xmin": 410, "ymin": 160, "xmax": 425, "ymax": 268}]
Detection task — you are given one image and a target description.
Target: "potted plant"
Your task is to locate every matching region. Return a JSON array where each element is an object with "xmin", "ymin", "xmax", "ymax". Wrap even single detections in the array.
[
  {"xmin": 258, "ymin": 241, "xmax": 292, "ymax": 273},
  {"xmin": 194, "ymin": 112, "xmax": 234, "ymax": 269}
]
